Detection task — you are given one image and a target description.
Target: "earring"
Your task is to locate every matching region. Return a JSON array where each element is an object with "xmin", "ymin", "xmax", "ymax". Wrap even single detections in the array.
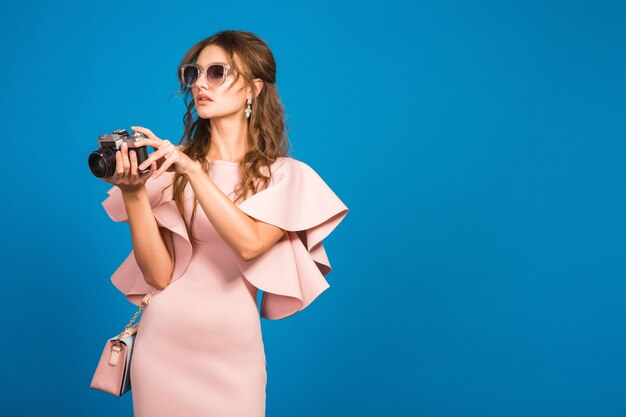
[{"xmin": 245, "ymin": 98, "xmax": 252, "ymax": 119}]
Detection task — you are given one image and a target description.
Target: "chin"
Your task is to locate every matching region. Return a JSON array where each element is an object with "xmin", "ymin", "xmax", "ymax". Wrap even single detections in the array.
[{"xmin": 196, "ymin": 108, "xmax": 215, "ymax": 119}]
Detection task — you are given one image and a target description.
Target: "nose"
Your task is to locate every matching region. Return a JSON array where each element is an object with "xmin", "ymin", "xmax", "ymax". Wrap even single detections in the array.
[{"xmin": 192, "ymin": 71, "xmax": 210, "ymax": 89}]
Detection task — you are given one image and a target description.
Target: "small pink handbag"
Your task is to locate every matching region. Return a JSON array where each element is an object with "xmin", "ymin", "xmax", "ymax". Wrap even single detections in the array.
[{"xmin": 90, "ymin": 291, "xmax": 155, "ymax": 397}]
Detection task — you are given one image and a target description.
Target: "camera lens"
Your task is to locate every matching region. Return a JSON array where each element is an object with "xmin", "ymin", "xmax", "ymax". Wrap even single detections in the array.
[{"xmin": 88, "ymin": 148, "xmax": 116, "ymax": 178}]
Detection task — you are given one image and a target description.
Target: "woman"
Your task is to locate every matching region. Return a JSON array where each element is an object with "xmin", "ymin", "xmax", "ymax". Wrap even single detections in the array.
[{"xmin": 100, "ymin": 30, "xmax": 349, "ymax": 416}]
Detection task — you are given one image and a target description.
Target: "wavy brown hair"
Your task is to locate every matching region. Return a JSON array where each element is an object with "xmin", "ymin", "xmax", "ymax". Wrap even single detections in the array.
[{"xmin": 167, "ymin": 30, "xmax": 291, "ymax": 243}]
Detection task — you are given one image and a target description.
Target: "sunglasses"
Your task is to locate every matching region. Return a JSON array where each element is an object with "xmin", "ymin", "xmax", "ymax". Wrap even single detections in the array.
[{"xmin": 180, "ymin": 62, "xmax": 232, "ymax": 88}]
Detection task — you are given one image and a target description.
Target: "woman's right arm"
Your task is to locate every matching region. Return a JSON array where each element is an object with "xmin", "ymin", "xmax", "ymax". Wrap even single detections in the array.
[
  {"xmin": 104, "ymin": 141, "xmax": 175, "ymax": 290},
  {"xmin": 121, "ymin": 187, "xmax": 175, "ymax": 289}
]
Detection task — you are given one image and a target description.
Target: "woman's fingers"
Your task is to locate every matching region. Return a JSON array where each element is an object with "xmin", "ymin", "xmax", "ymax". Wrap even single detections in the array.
[
  {"xmin": 102, "ymin": 142, "xmax": 157, "ymax": 189},
  {"xmin": 129, "ymin": 148, "xmax": 139, "ymax": 177},
  {"xmin": 153, "ymin": 148, "xmax": 178, "ymax": 178},
  {"xmin": 121, "ymin": 142, "xmax": 131, "ymax": 176},
  {"xmin": 134, "ymin": 134, "xmax": 172, "ymax": 148},
  {"xmin": 133, "ymin": 137, "xmax": 170, "ymax": 151},
  {"xmin": 133, "ymin": 138, "xmax": 154, "ymax": 148},
  {"xmin": 131, "ymin": 126, "xmax": 157, "ymax": 140},
  {"xmin": 137, "ymin": 147, "xmax": 159, "ymax": 170},
  {"xmin": 115, "ymin": 148, "xmax": 124, "ymax": 177},
  {"xmin": 138, "ymin": 143, "xmax": 175, "ymax": 171},
  {"xmin": 122, "ymin": 126, "xmax": 182, "ymax": 178},
  {"xmin": 139, "ymin": 161, "xmax": 157, "ymax": 180}
]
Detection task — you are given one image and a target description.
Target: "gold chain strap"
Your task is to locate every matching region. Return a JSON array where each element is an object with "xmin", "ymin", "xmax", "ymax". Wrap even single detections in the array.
[{"xmin": 114, "ymin": 290, "xmax": 156, "ymax": 343}]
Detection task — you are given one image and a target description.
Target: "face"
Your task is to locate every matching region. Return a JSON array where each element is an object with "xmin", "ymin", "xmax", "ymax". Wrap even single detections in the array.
[{"xmin": 189, "ymin": 44, "xmax": 251, "ymax": 121}]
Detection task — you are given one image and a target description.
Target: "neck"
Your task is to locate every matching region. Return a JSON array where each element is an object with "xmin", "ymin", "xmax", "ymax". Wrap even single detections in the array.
[{"xmin": 206, "ymin": 115, "xmax": 249, "ymax": 162}]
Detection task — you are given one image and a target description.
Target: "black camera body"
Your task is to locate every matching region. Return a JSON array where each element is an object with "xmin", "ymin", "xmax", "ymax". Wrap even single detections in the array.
[{"xmin": 88, "ymin": 129, "xmax": 150, "ymax": 178}]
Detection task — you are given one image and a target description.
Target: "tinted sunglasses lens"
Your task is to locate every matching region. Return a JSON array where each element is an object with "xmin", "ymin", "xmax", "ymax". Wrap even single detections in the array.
[
  {"xmin": 207, "ymin": 65, "xmax": 225, "ymax": 84},
  {"xmin": 182, "ymin": 66, "xmax": 199, "ymax": 86}
]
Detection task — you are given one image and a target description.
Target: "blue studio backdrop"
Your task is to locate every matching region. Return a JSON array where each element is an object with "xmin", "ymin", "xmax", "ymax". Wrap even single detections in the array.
[{"xmin": 1, "ymin": 1, "xmax": 625, "ymax": 416}]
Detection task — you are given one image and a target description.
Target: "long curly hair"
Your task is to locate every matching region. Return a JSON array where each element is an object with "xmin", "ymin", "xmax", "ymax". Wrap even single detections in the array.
[{"xmin": 168, "ymin": 30, "xmax": 291, "ymax": 243}]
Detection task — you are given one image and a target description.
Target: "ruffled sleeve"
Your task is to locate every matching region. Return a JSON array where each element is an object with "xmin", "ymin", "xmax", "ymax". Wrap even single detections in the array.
[
  {"xmin": 101, "ymin": 172, "xmax": 193, "ymax": 306},
  {"xmin": 233, "ymin": 157, "xmax": 349, "ymax": 320}
]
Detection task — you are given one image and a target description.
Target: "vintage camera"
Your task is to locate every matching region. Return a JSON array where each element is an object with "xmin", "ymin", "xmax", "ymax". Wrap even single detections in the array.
[{"xmin": 88, "ymin": 129, "xmax": 150, "ymax": 178}]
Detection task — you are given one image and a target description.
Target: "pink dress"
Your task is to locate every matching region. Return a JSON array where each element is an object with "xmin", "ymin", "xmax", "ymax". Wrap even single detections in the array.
[{"xmin": 101, "ymin": 156, "xmax": 349, "ymax": 417}]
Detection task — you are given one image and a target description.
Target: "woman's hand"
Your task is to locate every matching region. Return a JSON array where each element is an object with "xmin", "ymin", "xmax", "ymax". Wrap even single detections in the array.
[
  {"xmin": 131, "ymin": 126, "xmax": 200, "ymax": 178},
  {"xmin": 101, "ymin": 140, "xmax": 158, "ymax": 194}
]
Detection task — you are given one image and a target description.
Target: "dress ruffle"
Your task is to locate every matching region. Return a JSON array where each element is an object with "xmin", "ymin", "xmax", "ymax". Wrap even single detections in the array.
[
  {"xmin": 232, "ymin": 158, "xmax": 349, "ymax": 320},
  {"xmin": 101, "ymin": 172, "xmax": 193, "ymax": 306},
  {"xmin": 101, "ymin": 157, "xmax": 349, "ymax": 319}
]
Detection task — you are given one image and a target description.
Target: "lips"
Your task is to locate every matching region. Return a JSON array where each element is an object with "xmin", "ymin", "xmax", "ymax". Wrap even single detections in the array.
[{"xmin": 198, "ymin": 94, "xmax": 213, "ymax": 101}]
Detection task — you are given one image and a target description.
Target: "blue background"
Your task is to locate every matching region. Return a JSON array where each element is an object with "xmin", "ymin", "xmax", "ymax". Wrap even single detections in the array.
[{"xmin": 1, "ymin": 0, "xmax": 624, "ymax": 416}]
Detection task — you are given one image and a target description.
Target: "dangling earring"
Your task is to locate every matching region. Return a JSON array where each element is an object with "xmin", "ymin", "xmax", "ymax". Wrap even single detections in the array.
[{"xmin": 245, "ymin": 98, "xmax": 252, "ymax": 119}]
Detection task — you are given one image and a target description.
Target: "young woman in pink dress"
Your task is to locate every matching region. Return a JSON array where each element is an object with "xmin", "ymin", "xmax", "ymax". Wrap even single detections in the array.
[{"xmin": 99, "ymin": 30, "xmax": 349, "ymax": 416}]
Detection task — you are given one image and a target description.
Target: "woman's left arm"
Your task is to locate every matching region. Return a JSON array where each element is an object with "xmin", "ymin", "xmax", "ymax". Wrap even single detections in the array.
[
  {"xmin": 186, "ymin": 164, "xmax": 286, "ymax": 261},
  {"xmin": 130, "ymin": 126, "xmax": 286, "ymax": 261}
]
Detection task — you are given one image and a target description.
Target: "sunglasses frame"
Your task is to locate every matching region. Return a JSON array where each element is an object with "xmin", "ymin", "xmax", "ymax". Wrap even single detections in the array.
[{"xmin": 180, "ymin": 62, "xmax": 232, "ymax": 88}]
